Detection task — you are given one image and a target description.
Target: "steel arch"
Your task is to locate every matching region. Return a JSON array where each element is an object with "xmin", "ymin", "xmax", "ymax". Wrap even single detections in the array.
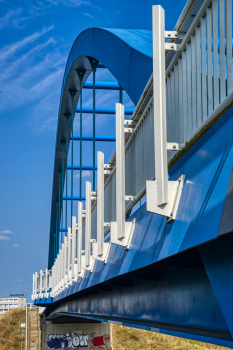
[{"xmin": 48, "ymin": 28, "xmax": 152, "ymax": 268}]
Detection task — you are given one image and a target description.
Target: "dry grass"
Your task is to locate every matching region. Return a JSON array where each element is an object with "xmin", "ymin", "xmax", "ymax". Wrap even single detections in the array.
[
  {"xmin": 112, "ymin": 325, "xmax": 230, "ymax": 350},
  {"xmin": 0, "ymin": 308, "xmax": 26, "ymax": 350}
]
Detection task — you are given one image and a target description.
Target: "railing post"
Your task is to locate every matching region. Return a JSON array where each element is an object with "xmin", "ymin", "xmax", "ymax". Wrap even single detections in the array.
[
  {"xmin": 93, "ymin": 152, "xmax": 110, "ymax": 262},
  {"xmin": 146, "ymin": 5, "xmax": 184, "ymax": 221},
  {"xmin": 32, "ymin": 274, "xmax": 35, "ymax": 300},
  {"xmin": 71, "ymin": 215, "xmax": 77, "ymax": 278},
  {"xmin": 39, "ymin": 270, "xmax": 42, "ymax": 298},
  {"xmin": 63, "ymin": 235, "xmax": 68, "ymax": 286},
  {"xmin": 153, "ymin": 5, "xmax": 168, "ymax": 205},
  {"xmin": 109, "ymin": 103, "xmax": 136, "ymax": 249},
  {"xmin": 51, "ymin": 267, "xmax": 53, "ymax": 296},
  {"xmin": 58, "ymin": 248, "xmax": 62, "ymax": 291},
  {"xmin": 77, "ymin": 201, "xmax": 83, "ymax": 274},
  {"xmin": 116, "ymin": 103, "xmax": 125, "ymax": 239},
  {"xmin": 97, "ymin": 151, "xmax": 104, "ymax": 255},
  {"xmin": 85, "ymin": 181, "xmax": 91, "ymax": 267},
  {"xmin": 67, "ymin": 226, "xmax": 71, "ymax": 282},
  {"xmin": 45, "ymin": 269, "xmax": 48, "ymax": 298}
]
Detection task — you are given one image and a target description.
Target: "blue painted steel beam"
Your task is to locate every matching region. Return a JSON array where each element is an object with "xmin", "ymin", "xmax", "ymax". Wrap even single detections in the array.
[
  {"xmin": 76, "ymin": 106, "xmax": 134, "ymax": 115},
  {"xmin": 83, "ymin": 81, "xmax": 121, "ymax": 90},
  {"xmin": 60, "ymin": 228, "xmax": 68, "ymax": 232},
  {"xmin": 97, "ymin": 63, "xmax": 106, "ymax": 68},
  {"xmin": 63, "ymin": 196, "xmax": 86, "ymax": 200},
  {"xmin": 72, "ymin": 134, "xmax": 115, "ymax": 141},
  {"xmin": 67, "ymin": 165, "xmax": 97, "ymax": 170}
]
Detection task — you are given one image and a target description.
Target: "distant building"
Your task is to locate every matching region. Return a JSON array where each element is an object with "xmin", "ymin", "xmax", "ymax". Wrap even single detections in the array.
[{"xmin": 0, "ymin": 295, "xmax": 26, "ymax": 315}]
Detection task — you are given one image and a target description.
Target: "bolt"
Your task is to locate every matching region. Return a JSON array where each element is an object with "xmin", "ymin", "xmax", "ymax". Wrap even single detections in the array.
[
  {"xmin": 175, "ymin": 32, "xmax": 178, "ymax": 37},
  {"xmin": 173, "ymin": 144, "xmax": 176, "ymax": 149},
  {"xmin": 167, "ymin": 32, "xmax": 171, "ymax": 37},
  {"xmin": 171, "ymin": 44, "xmax": 174, "ymax": 49}
]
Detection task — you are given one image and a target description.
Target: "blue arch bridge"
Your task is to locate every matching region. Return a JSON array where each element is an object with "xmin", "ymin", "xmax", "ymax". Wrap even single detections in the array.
[{"xmin": 32, "ymin": 0, "xmax": 233, "ymax": 347}]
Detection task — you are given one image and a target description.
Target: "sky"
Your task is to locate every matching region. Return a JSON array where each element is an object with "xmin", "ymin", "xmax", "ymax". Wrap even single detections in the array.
[{"xmin": 0, "ymin": 0, "xmax": 187, "ymax": 301}]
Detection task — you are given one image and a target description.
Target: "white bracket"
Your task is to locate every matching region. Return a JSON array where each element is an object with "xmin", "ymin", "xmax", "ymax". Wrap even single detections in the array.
[
  {"xmin": 146, "ymin": 5, "xmax": 184, "ymax": 220},
  {"xmin": 104, "ymin": 164, "xmax": 112, "ymax": 175},
  {"xmin": 110, "ymin": 219, "xmax": 136, "ymax": 249},
  {"xmin": 164, "ymin": 42, "xmax": 181, "ymax": 51},
  {"xmin": 124, "ymin": 119, "xmax": 136, "ymax": 126},
  {"xmin": 147, "ymin": 175, "xmax": 185, "ymax": 221},
  {"xmin": 93, "ymin": 240, "xmax": 110, "ymax": 263},
  {"xmin": 125, "ymin": 195, "xmax": 134, "ymax": 201},
  {"xmin": 164, "ymin": 31, "xmax": 185, "ymax": 39},
  {"xmin": 104, "ymin": 164, "xmax": 112, "ymax": 169},
  {"xmin": 124, "ymin": 127, "xmax": 134, "ymax": 133},
  {"xmin": 167, "ymin": 142, "xmax": 180, "ymax": 151}
]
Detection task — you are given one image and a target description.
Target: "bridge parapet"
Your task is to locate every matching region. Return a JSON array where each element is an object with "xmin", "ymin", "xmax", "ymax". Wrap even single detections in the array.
[{"xmin": 32, "ymin": 269, "xmax": 52, "ymax": 302}]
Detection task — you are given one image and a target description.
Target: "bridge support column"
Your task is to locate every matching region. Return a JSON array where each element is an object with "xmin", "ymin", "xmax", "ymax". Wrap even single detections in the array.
[{"xmin": 41, "ymin": 318, "xmax": 111, "ymax": 350}]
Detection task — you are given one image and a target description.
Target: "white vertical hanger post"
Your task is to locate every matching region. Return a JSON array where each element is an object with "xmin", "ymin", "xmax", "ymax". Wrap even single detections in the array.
[
  {"xmin": 146, "ymin": 5, "xmax": 184, "ymax": 221},
  {"xmin": 67, "ymin": 227, "xmax": 71, "ymax": 282},
  {"xmin": 84, "ymin": 181, "xmax": 95, "ymax": 271},
  {"xmin": 110, "ymin": 103, "xmax": 136, "ymax": 249},
  {"xmin": 93, "ymin": 152, "xmax": 110, "ymax": 261},
  {"xmin": 71, "ymin": 215, "xmax": 77, "ymax": 278},
  {"xmin": 77, "ymin": 201, "xmax": 85, "ymax": 275}
]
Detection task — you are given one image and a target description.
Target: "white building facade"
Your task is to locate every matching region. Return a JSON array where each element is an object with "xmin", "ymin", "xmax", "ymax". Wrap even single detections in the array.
[{"xmin": 0, "ymin": 295, "xmax": 26, "ymax": 315}]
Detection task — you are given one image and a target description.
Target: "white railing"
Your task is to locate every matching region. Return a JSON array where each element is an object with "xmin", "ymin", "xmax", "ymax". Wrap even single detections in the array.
[
  {"xmin": 33, "ymin": 0, "xmax": 233, "ymax": 300},
  {"xmin": 32, "ymin": 269, "xmax": 52, "ymax": 300}
]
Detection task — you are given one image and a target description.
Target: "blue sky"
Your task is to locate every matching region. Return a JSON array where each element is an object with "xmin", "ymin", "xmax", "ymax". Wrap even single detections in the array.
[{"xmin": 0, "ymin": 0, "xmax": 187, "ymax": 300}]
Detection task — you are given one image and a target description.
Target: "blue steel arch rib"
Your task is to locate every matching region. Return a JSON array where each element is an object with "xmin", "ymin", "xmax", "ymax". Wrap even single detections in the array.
[{"xmin": 48, "ymin": 28, "xmax": 153, "ymax": 269}]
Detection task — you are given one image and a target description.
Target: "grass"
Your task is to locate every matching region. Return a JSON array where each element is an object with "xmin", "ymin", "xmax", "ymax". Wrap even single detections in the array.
[
  {"xmin": 0, "ymin": 308, "xmax": 26, "ymax": 350},
  {"xmin": 112, "ymin": 325, "xmax": 231, "ymax": 350}
]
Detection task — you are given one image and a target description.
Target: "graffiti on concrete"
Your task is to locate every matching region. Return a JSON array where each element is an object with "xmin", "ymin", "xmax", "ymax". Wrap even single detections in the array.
[
  {"xmin": 89, "ymin": 334, "xmax": 111, "ymax": 350},
  {"xmin": 47, "ymin": 331, "xmax": 111, "ymax": 349},
  {"xmin": 47, "ymin": 332, "xmax": 88, "ymax": 349}
]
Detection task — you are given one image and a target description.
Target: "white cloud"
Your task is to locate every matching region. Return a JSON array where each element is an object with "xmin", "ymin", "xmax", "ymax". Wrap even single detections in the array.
[
  {"xmin": 0, "ymin": 235, "xmax": 10, "ymax": 240},
  {"xmin": 74, "ymin": 170, "xmax": 91, "ymax": 178},
  {"xmin": 0, "ymin": 230, "xmax": 13, "ymax": 240},
  {"xmin": 0, "ymin": 7, "xmax": 23, "ymax": 29},
  {"xmin": 0, "ymin": 0, "xmax": 100, "ymax": 30},
  {"xmin": 0, "ymin": 230, "xmax": 13, "ymax": 235},
  {"xmin": 46, "ymin": 0, "xmax": 90, "ymax": 6},
  {"xmin": 0, "ymin": 25, "xmax": 54, "ymax": 61},
  {"xmin": 85, "ymin": 12, "xmax": 94, "ymax": 19},
  {"xmin": 13, "ymin": 244, "xmax": 19, "ymax": 247},
  {"xmin": 0, "ymin": 26, "xmax": 66, "ymax": 132}
]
